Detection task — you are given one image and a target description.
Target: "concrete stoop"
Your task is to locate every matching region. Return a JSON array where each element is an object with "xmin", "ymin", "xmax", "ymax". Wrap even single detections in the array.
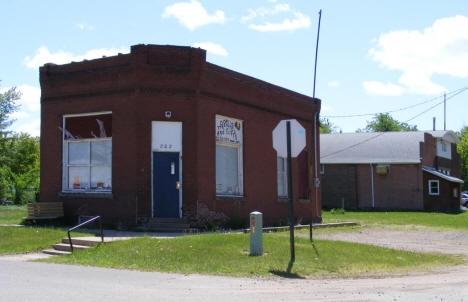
[
  {"xmin": 43, "ymin": 237, "xmax": 100, "ymax": 256},
  {"xmin": 142, "ymin": 218, "xmax": 198, "ymax": 233}
]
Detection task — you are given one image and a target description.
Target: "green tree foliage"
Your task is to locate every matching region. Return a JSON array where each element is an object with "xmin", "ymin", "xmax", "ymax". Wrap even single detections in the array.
[
  {"xmin": 457, "ymin": 126, "xmax": 468, "ymax": 190},
  {"xmin": 0, "ymin": 85, "xmax": 20, "ymax": 133},
  {"xmin": 0, "ymin": 133, "xmax": 40, "ymax": 204},
  {"xmin": 0, "ymin": 84, "xmax": 40, "ymax": 204},
  {"xmin": 319, "ymin": 118, "xmax": 336, "ymax": 134},
  {"xmin": 359, "ymin": 113, "xmax": 418, "ymax": 132}
]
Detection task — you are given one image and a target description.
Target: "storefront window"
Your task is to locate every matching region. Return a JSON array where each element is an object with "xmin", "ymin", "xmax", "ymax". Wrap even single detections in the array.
[
  {"xmin": 63, "ymin": 113, "xmax": 112, "ymax": 192},
  {"xmin": 215, "ymin": 115, "xmax": 243, "ymax": 196}
]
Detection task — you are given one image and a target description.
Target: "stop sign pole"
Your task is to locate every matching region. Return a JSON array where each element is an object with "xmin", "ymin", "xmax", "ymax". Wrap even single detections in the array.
[
  {"xmin": 286, "ymin": 121, "xmax": 295, "ymax": 263},
  {"xmin": 272, "ymin": 119, "xmax": 305, "ymax": 264}
]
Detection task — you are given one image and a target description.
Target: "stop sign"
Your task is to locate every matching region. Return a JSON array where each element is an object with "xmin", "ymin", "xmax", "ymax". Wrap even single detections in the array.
[{"xmin": 272, "ymin": 119, "xmax": 306, "ymax": 158}]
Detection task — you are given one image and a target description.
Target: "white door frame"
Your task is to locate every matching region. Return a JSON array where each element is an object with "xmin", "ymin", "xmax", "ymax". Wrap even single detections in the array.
[{"xmin": 151, "ymin": 121, "xmax": 182, "ymax": 218}]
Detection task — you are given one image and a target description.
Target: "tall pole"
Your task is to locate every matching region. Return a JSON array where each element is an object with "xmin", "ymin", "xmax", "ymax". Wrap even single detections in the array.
[
  {"xmin": 313, "ymin": 9, "xmax": 322, "ymax": 98},
  {"xmin": 444, "ymin": 92, "xmax": 446, "ymax": 131},
  {"xmin": 286, "ymin": 121, "xmax": 295, "ymax": 263}
]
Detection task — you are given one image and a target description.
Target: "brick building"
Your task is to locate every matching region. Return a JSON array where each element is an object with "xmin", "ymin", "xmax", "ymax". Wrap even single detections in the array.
[
  {"xmin": 39, "ymin": 44, "xmax": 322, "ymax": 227},
  {"xmin": 320, "ymin": 131, "xmax": 463, "ymax": 211}
]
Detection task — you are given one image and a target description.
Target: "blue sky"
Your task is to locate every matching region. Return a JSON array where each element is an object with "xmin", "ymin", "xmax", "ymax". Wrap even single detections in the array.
[{"xmin": 1, "ymin": 0, "xmax": 468, "ymax": 136}]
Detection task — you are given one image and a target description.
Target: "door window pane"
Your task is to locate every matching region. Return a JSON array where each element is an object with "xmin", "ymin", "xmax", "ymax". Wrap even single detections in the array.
[
  {"xmin": 216, "ymin": 145, "xmax": 240, "ymax": 195},
  {"xmin": 69, "ymin": 142, "xmax": 89, "ymax": 165}
]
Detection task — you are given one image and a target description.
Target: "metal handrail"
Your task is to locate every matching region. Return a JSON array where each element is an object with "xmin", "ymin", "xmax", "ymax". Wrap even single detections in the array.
[{"xmin": 67, "ymin": 216, "xmax": 103, "ymax": 252}]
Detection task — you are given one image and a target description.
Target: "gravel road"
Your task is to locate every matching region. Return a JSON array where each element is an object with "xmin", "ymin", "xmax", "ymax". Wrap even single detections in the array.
[{"xmin": 312, "ymin": 227, "xmax": 468, "ymax": 255}]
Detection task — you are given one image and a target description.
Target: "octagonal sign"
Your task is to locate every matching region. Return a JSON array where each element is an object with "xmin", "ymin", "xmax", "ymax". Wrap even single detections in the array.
[{"xmin": 272, "ymin": 119, "xmax": 306, "ymax": 158}]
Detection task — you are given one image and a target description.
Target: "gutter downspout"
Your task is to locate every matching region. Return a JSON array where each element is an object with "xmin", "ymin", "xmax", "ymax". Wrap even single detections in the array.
[{"xmin": 370, "ymin": 163, "xmax": 375, "ymax": 208}]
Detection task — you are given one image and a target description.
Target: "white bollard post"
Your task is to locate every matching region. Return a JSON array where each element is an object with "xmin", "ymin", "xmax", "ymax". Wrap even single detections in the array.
[{"xmin": 249, "ymin": 211, "xmax": 263, "ymax": 256}]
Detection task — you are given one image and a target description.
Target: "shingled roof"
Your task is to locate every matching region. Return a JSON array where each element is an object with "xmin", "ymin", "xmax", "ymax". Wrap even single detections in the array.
[{"xmin": 320, "ymin": 131, "xmax": 459, "ymax": 164}]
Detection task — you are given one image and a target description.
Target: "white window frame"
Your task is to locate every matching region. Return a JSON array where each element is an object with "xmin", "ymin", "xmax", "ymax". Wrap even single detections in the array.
[
  {"xmin": 62, "ymin": 112, "xmax": 112, "ymax": 193},
  {"xmin": 277, "ymin": 157, "xmax": 288, "ymax": 198},
  {"xmin": 428, "ymin": 180, "xmax": 439, "ymax": 196},
  {"xmin": 215, "ymin": 115, "xmax": 244, "ymax": 197}
]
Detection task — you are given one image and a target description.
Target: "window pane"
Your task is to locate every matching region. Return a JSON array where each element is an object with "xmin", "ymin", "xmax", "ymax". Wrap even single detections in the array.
[
  {"xmin": 91, "ymin": 140, "xmax": 112, "ymax": 165},
  {"xmin": 216, "ymin": 145, "xmax": 239, "ymax": 195},
  {"xmin": 68, "ymin": 167, "xmax": 89, "ymax": 190},
  {"xmin": 277, "ymin": 157, "xmax": 288, "ymax": 197},
  {"xmin": 69, "ymin": 142, "xmax": 89, "ymax": 165},
  {"xmin": 91, "ymin": 166, "xmax": 112, "ymax": 190}
]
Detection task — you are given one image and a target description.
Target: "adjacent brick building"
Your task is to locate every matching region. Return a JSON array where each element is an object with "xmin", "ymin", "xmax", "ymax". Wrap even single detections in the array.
[
  {"xmin": 39, "ymin": 44, "xmax": 322, "ymax": 227},
  {"xmin": 320, "ymin": 131, "xmax": 463, "ymax": 211}
]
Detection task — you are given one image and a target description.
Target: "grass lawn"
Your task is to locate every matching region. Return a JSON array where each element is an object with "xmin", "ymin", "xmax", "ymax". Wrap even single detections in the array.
[
  {"xmin": 322, "ymin": 210, "xmax": 468, "ymax": 231},
  {"xmin": 43, "ymin": 233, "xmax": 463, "ymax": 278},
  {"xmin": 0, "ymin": 227, "xmax": 94, "ymax": 255},
  {"xmin": 0, "ymin": 205, "xmax": 27, "ymax": 224}
]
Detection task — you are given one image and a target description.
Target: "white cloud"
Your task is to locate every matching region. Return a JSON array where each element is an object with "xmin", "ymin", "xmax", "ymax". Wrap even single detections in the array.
[
  {"xmin": 242, "ymin": 2, "xmax": 310, "ymax": 32},
  {"xmin": 162, "ymin": 0, "xmax": 226, "ymax": 31},
  {"xmin": 16, "ymin": 119, "xmax": 41, "ymax": 137},
  {"xmin": 24, "ymin": 46, "xmax": 129, "ymax": 69},
  {"xmin": 369, "ymin": 15, "xmax": 468, "ymax": 95},
  {"xmin": 327, "ymin": 81, "xmax": 340, "ymax": 88},
  {"xmin": 192, "ymin": 42, "xmax": 228, "ymax": 56},
  {"xmin": 249, "ymin": 12, "xmax": 310, "ymax": 32},
  {"xmin": 321, "ymin": 105, "xmax": 332, "ymax": 112},
  {"xmin": 1, "ymin": 85, "xmax": 41, "ymax": 136},
  {"xmin": 16, "ymin": 85, "xmax": 41, "ymax": 112},
  {"xmin": 241, "ymin": 4, "xmax": 290, "ymax": 23},
  {"xmin": 363, "ymin": 81, "xmax": 405, "ymax": 96},
  {"xmin": 76, "ymin": 23, "xmax": 95, "ymax": 31}
]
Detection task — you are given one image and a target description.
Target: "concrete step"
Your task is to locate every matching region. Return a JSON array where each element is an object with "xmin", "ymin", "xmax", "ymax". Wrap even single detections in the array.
[
  {"xmin": 53, "ymin": 243, "xmax": 90, "ymax": 252},
  {"xmin": 149, "ymin": 218, "xmax": 188, "ymax": 223},
  {"xmin": 146, "ymin": 223, "xmax": 191, "ymax": 229},
  {"xmin": 43, "ymin": 249, "xmax": 71, "ymax": 256},
  {"xmin": 61, "ymin": 237, "xmax": 101, "ymax": 246},
  {"xmin": 144, "ymin": 226, "xmax": 198, "ymax": 233}
]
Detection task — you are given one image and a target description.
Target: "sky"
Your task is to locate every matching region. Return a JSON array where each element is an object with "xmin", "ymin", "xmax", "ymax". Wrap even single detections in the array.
[{"xmin": 1, "ymin": 0, "xmax": 468, "ymax": 136}]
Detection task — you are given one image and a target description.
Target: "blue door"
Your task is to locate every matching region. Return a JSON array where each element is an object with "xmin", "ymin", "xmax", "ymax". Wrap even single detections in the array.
[{"xmin": 153, "ymin": 152, "xmax": 180, "ymax": 218}]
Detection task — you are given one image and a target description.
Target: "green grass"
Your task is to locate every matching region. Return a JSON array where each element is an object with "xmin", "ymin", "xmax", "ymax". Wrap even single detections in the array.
[
  {"xmin": 43, "ymin": 233, "xmax": 463, "ymax": 278},
  {"xmin": 322, "ymin": 210, "xmax": 468, "ymax": 231},
  {"xmin": 0, "ymin": 205, "xmax": 27, "ymax": 224},
  {"xmin": 0, "ymin": 226, "xmax": 94, "ymax": 255}
]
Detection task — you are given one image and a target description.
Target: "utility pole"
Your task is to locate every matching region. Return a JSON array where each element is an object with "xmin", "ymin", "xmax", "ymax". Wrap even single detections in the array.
[{"xmin": 444, "ymin": 92, "xmax": 446, "ymax": 131}]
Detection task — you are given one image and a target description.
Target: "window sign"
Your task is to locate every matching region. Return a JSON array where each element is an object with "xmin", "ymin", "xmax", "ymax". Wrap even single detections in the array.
[
  {"xmin": 216, "ymin": 116, "xmax": 242, "ymax": 145},
  {"xmin": 216, "ymin": 115, "xmax": 243, "ymax": 196}
]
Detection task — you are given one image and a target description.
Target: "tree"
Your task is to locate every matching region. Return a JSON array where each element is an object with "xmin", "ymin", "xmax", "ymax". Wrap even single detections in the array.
[
  {"xmin": 359, "ymin": 113, "xmax": 418, "ymax": 132},
  {"xmin": 319, "ymin": 118, "xmax": 336, "ymax": 134},
  {"xmin": 0, "ymin": 84, "xmax": 20, "ymax": 133},
  {"xmin": 0, "ymin": 133, "xmax": 40, "ymax": 203},
  {"xmin": 457, "ymin": 126, "xmax": 468, "ymax": 190}
]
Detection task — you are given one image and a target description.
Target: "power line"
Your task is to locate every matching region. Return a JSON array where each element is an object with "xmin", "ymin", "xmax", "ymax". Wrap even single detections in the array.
[
  {"xmin": 321, "ymin": 87, "xmax": 468, "ymax": 159},
  {"xmin": 322, "ymin": 86, "xmax": 468, "ymax": 118}
]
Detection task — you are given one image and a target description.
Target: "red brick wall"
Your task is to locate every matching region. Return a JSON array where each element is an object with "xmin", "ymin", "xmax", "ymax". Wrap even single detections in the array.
[
  {"xmin": 40, "ymin": 44, "xmax": 321, "ymax": 225},
  {"xmin": 423, "ymin": 172, "xmax": 460, "ymax": 212},
  {"xmin": 321, "ymin": 164, "xmax": 358, "ymax": 209},
  {"xmin": 356, "ymin": 164, "xmax": 423, "ymax": 210}
]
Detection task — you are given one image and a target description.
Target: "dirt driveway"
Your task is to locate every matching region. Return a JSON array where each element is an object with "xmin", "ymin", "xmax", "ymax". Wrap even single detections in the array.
[{"xmin": 312, "ymin": 227, "xmax": 468, "ymax": 256}]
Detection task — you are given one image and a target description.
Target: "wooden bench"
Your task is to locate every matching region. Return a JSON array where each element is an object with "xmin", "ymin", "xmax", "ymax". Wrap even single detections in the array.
[{"xmin": 24, "ymin": 202, "xmax": 64, "ymax": 221}]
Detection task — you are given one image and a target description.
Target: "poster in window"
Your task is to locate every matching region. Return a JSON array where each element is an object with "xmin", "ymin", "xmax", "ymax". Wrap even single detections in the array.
[{"xmin": 215, "ymin": 116, "xmax": 242, "ymax": 145}]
